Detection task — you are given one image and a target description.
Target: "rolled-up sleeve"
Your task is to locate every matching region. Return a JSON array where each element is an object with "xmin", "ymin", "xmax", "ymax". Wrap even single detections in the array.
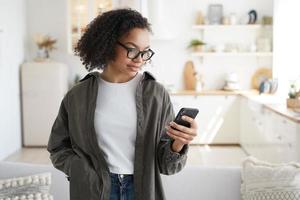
[{"xmin": 157, "ymin": 89, "xmax": 189, "ymax": 175}]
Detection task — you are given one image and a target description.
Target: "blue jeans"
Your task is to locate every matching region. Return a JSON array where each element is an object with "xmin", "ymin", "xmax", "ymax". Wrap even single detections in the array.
[{"xmin": 109, "ymin": 173, "xmax": 135, "ymax": 200}]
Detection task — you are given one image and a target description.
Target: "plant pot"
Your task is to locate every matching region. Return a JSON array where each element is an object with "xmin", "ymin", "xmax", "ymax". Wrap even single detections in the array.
[
  {"xmin": 192, "ymin": 45, "xmax": 204, "ymax": 52},
  {"xmin": 286, "ymin": 98, "xmax": 300, "ymax": 108},
  {"xmin": 35, "ymin": 48, "xmax": 50, "ymax": 62}
]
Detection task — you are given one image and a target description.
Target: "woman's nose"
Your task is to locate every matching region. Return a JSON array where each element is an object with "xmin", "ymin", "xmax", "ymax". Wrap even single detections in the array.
[{"xmin": 132, "ymin": 53, "xmax": 143, "ymax": 63}]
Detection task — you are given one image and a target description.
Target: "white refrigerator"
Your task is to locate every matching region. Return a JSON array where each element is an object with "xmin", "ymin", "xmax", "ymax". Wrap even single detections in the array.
[{"xmin": 21, "ymin": 62, "xmax": 68, "ymax": 146}]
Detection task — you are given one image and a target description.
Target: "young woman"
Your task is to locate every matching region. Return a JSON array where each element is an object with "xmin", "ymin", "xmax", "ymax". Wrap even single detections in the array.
[{"xmin": 47, "ymin": 8, "xmax": 198, "ymax": 200}]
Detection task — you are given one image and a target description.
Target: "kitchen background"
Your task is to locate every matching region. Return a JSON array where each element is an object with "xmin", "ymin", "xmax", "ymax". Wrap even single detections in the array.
[
  {"xmin": 25, "ymin": 0, "xmax": 274, "ymax": 90},
  {"xmin": 0, "ymin": 0, "xmax": 300, "ymax": 165}
]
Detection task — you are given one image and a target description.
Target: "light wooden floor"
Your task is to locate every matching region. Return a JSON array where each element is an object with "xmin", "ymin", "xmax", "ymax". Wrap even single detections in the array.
[
  {"xmin": 4, "ymin": 145, "xmax": 248, "ymax": 166},
  {"xmin": 4, "ymin": 147, "xmax": 52, "ymax": 165}
]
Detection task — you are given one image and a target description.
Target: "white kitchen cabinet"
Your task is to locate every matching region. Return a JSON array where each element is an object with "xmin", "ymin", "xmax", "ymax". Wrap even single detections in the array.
[
  {"xmin": 68, "ymin": 0, "xmax": 113, "ymax": 52},
  {"xmin": 271, "ymin": 113, "xmax": 299, "ymax": 162},
  {"xmin": 171, "ymin": 95, "xmax": 240, "ymax": 144},
  {"xmin": 240, "ymin": 98, "xmax": 266, "ymax": 157},
  {"xmin": 21, "ymin": 62, "xmax": 68, "ymax": 146},
  {"xmin": 298, "ymin": 124, "xmax": 300, "ymax": 160},
  {"xmin": 240, "ymin": 97, "xmax": 300, "ymax": 163}
]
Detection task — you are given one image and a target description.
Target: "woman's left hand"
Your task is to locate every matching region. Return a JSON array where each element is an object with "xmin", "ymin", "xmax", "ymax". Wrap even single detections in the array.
[{"xmin": 165, "ymin": 115, "xmax": 198, "ymax": 153}]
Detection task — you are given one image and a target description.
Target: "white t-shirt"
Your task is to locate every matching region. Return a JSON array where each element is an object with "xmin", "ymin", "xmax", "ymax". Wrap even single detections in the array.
[{"xmin": 94, "ymin": 73, "xmax": 142, "ymax": 174}]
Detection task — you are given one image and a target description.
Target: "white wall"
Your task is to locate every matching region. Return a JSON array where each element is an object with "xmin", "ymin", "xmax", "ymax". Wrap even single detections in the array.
[
  {"xmin": 26, "ymin": 0, "xmax": 273, "ymax": 90},
  {"xmin": 273, "ymin": 0, "xmax": 300, "ymax": 97},
  {"xmin": 0, "ymin": 0, "xmax": 26, "ymax": 160}
]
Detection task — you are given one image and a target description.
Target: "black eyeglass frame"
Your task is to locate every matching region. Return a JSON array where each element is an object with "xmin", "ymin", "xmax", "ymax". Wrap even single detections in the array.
[{"xmin": 117, "ymin": 41, "xmax": 155, "ymax": 61}]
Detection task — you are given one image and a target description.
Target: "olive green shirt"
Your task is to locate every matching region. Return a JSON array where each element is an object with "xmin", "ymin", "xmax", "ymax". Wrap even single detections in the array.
[{"xmin": 47, "ymin": 71, "xmax": 188, "ymax": 200}]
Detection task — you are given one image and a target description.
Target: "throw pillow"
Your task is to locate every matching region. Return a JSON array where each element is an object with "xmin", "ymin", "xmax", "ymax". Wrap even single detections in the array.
[
  {"xmin": 241, "ymin": 156, "xmax": 300, "ymax": 200},
  {"xmin": 0, "ymin": 172, "xmax": 53, "ymax": 200}
]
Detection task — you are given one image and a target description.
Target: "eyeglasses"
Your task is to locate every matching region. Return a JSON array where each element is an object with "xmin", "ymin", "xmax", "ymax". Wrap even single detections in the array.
[{"xmin": 117, "ymin": 41, "xmax": 155, "ymax": 61}]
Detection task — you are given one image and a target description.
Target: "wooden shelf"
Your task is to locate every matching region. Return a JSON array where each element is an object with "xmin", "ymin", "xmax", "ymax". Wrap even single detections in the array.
[
  {"xmin": 191, "ymin": 52, "xmax": 273, "ymax": 57},
  {"xmin": 169, "ymin": 89, "xmax": 259, "ymax": 96},
  {"xmin": 192, "ymin": 24, "xmax": 272, "ymax": 30}
]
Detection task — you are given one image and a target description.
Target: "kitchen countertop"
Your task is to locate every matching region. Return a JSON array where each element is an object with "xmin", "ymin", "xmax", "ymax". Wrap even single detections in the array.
[
  {"xmin": 169, "ymin": 89, "xmax": 259, "ymax": 96},
  {"xmin": 170, "ymin": 90, "xmax": 300, "ymax": 124},
  {"xmin": 264, "ymin": 104, "xmax": 300, "ymax": 123},
  {"xmin": 241, "ymin": 93, "xmax": 300, "ymax": 123}
]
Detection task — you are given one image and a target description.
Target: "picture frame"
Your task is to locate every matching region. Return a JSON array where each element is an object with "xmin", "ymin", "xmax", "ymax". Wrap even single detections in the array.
[{"xmin": 208, "ymin": 4, "xmax": 223, "ymax": 25}]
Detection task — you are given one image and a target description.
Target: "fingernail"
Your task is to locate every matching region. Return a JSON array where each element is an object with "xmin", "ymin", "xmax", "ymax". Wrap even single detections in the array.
[{"xmin": 182, "ymin": 116, "xmax": 186, "ymax": 120}]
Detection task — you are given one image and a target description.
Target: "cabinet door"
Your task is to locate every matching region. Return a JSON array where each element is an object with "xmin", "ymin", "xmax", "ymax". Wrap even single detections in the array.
[
  {"xmin": 68, "ymin": 0, "xmax": 113, "ymax": 53},
  {"xmin": 297, "ymin": 124, "xmax": 300, "ymax": 161},
  {"xmin": 171, "ymin": 95, "xmax": 240, "ymax": 144},
  {"xmin": 240, "ymin": 97, "xmax": 300, "ymax": 163},
  {"xmin": 240, "ymin": 98, "xmax": 268, "ymax": 158},
  {"xmin": 271, "ymin": 113, "xmax": 298, "ymax": 162}
]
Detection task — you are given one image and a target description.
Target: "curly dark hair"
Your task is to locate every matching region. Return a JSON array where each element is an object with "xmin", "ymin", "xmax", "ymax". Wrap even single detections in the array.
[{"xmin": 74, "ymin": 8, "xmax": 152, "ymax": 72}]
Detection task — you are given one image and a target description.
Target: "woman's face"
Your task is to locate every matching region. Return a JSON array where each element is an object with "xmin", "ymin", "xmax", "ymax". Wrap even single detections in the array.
[{"xmin": 108, "ymin": 28, "xmax": 151, "ymax": 78}]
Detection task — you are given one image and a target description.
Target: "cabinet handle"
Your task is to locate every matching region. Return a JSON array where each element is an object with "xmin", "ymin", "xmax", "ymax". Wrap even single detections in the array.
[
  {"xmin": 258, "ymin": 122, "xmax": 262, "ymax": 126},
  {"xmin": 277, "ymin": 136, "xmax": 282, "ymax": 140}
]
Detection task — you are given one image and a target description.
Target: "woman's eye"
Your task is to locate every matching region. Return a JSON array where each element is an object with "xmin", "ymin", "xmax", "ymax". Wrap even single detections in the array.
[
  {"xmin": 128, "ymin": 48, "xmax": 139, "ymax": 56},
  {"xmin": 128, "ymin": 48, "xmax": 138, "ymax": 52}
]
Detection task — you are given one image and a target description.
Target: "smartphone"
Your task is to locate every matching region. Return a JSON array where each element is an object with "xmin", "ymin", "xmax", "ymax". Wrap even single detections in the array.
[{"xmin": 174, "ymin": 108, "xmax": 199, "ymax": 128}]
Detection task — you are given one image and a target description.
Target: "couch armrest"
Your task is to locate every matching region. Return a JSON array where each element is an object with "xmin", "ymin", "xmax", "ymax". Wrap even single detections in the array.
[{"xmin": 161, "ymin": 165, "xmax": 241, "ymax": 200}]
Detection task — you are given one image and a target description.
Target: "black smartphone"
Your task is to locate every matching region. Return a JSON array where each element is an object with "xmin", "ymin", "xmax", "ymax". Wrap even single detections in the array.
[{"xmin": 174, "ymin": 108, "xmax": 199, "ymax": 128}]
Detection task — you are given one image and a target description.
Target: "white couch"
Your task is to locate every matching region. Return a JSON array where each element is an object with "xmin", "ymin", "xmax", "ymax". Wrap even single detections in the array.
[
  {"xmin": 0, "ymin": 161, "xmax": 68, "ymax": 200},
  {"xmin": 0, "ymin": 162, "xmax": 241, "ymax": 200}
]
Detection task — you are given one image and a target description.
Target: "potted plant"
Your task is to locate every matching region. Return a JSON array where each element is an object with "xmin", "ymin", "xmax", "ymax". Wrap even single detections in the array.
[
  {"xmin": 287, "ymin": 83, "xmax": 300, "ymax": 109},
  {"xmin": 34, "ymin": 34, "xmax": 57, "ymax": 61},
  {"xmin": 188, "ymin": 39, "xmax": 206, "ymax": 52}
]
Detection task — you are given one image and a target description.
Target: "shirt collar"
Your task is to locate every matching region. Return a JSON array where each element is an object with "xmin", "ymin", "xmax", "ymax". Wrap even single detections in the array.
[{"xmin": 80, "ymin": 71, "xmax": 156, "ymax": 82}]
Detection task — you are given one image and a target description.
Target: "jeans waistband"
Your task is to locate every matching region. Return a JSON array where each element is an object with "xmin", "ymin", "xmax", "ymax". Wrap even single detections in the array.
[
  {"xmin": 110, "ymin": 172, "xmax": 133, "ymax": 178},
  {"xmin": 109, "ymin": 172, "xmax": 133, "ymax": 185}
]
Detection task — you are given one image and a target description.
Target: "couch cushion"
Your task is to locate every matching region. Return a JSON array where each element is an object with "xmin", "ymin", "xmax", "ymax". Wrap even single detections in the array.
[
  {"xmin": 0, "ymin": 162, "xmax": 69, "ymax": 200},
  {"xmin": 0, "ymin": 172, "xmax": 52, "ymax": 199},
  {"xmin": 161, "ymin": 165, "xmax": 241, "ymax": 200},
  {"xmin": 241, "ymin": 156, "xmax": 300, "ymax": 200}
]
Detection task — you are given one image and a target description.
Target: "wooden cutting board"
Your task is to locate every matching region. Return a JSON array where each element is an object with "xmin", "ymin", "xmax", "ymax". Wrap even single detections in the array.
[
  {"xmin": 251, "ymin": 67, "xmax": 272, "ymax": 89},
  {"xmin": 183, "ymin": 60, "xmax": 197, "ymax": 90}
]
